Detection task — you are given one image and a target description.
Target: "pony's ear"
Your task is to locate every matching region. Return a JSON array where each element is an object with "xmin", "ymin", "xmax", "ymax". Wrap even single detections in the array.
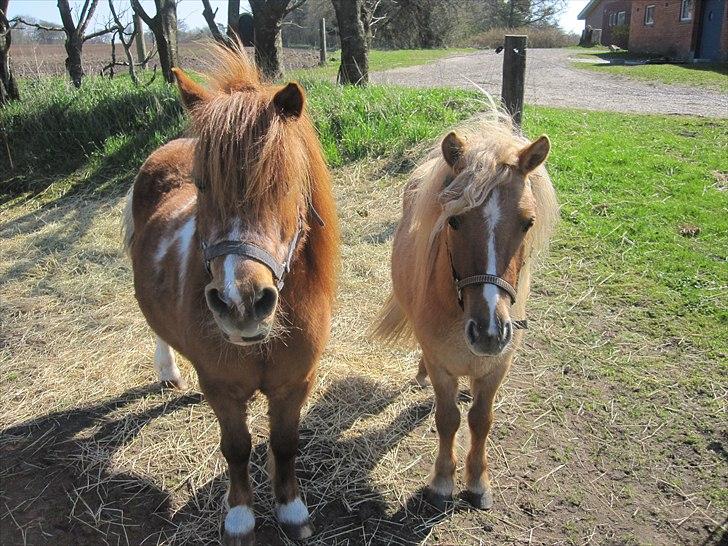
[
  {"xmin": 273, "ymin": 82, "xmax": 305, "ymax": 118},
  {"xmin": 442, "ymin": 132, "xmax": 465, "ymax": 168},
  {"xmin": 517, "ymin": 135, "xmax": 550, "ymax": 174},
  {"xmin": 172, "ymin": 68, "xmax": 211, "ymax": 110}
]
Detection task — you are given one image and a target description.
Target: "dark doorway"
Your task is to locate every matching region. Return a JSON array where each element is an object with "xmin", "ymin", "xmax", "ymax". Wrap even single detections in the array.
[{"xmin": 697, "ymin": 0, "xmax": 725, "ymax": 59}]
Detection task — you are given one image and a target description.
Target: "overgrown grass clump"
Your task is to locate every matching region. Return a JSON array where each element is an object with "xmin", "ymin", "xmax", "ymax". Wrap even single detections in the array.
[{"xmin": 1, "ymin": 74, "xmax": 487, "ymax": 203}]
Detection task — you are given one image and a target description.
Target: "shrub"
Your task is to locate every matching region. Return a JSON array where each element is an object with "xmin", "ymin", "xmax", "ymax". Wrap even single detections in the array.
[{"xmin": 471, "ymin": 26, "xmax": 579, "ymax": 49}]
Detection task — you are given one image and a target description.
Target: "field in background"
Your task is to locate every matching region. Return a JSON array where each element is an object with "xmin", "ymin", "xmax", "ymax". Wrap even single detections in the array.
[
  {"xmin": 572, "ymin": 48, "xmax": 728, "ymax": 92},
  {"xmin": 1, "ymin": 74, "xmax": 727, "ymax": 545}
]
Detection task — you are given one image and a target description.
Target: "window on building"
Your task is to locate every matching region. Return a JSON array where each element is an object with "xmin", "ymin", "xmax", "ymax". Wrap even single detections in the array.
[
  {"xmin": 644, "ymin": 5, "xmax": 655, "ymax": 25},
  {"xmin": 617, "ymin": 11, "xmax": 626, "ymax": 25},
  {"xmin": 680, "ymin": 0, "xmax": 693, "ymax": 21}
]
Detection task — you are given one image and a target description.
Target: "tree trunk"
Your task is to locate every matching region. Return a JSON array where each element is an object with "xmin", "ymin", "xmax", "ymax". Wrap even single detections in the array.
[
  {"xmin": 0, "ymin": 3, "xmax": 20, "ymax": 105},
  {"xmin": 64, "ymin": 33, "xmax": 84, "ymax": 88},
  {"xmin": 250, "ymin": 1, "xmax": 286, "ymax": 80},
  {"xmin": 131, "ymin": 0, "xmax": 177, "ymax": 83},
  {"xmin": 134, "ymin": 13, "xmax": 147, "ymax": 69},
  {"xmin": 332, "ymin": 0, "xmax": 368, "ymax": 85},
  {"xmin": 227, "ymin": 0, "xmax": 241, "ymax": 41},
  {"xmin": 157, "ymin": 0, "xmax": 178, "ymax": 82}
]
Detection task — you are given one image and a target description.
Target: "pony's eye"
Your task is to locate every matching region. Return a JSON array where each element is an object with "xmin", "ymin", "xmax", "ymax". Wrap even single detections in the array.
[
  {"xmin": 523, "ymin": 217, "xmax": 535, "ymax": 232},
  {"xmin": 448, "ymin": 216, "xmax": 461, "ymax": 230}
]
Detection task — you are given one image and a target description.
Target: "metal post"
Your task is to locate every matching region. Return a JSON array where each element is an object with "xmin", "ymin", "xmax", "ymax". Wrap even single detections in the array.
[
  {"xmin": 134, "ymin": 13, "xmax": 147, "ymax": 69},
  {"xmin": 501, "ymin": 35, "xmax": 527, "ymax": 126},
  {"xmin": 319, "ymin": 18, "xmax": 327, "ymax": 65}
]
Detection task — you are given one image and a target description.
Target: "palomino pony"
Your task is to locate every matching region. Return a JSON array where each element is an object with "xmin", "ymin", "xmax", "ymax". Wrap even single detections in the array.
[
  {"xmin": 122, "ymin": 48, "xmax": 338, "ymax": 544},
  {"xmin": 374, "ymin": 113, "xmax": 557, "ymax": 510}
]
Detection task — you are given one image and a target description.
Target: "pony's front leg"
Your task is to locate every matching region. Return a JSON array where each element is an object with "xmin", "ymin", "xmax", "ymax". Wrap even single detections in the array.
[
  {"xmin": 426, "ymin": 364, "xmax": 460, "ymax": 508},
  {"xmin": 267, "ymin": 386, "xmax": 313, "ymax": 541},
  {"xmin": 463, "ymin": 368, "xmax": 508, "ymax": 510},
  {"xmin": 204, "ymin": 386, "xmax": 255, "ymax": 546}
]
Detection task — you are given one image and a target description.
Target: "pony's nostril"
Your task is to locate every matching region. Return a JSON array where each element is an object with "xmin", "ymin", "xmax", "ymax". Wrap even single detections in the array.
[
  {"xmin": 502, "ymin": 320, "xmax": 512, "ymax": 342},
  {"xmin": 205, "ymin": 287, "xmax": 230, "ymax": 315},
  {"xmin": 253, "ymin": 287, "xmax": 278, "ymax": 320},
  {"xmin": 466, "ymin": 320, "xmax": 480, "ymax": 343}
]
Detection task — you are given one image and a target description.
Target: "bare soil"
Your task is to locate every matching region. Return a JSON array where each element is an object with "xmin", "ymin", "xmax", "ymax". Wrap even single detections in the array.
[
  {"xmin": 1, "ymin": 159, "xmax": 725, "ymax": 545},
  {"xmin": 370, "ymin": 48, "xmax": 728, "ymax": 118}
]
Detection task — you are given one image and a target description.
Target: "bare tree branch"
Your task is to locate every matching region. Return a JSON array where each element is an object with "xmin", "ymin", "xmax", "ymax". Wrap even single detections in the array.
[{"xmin": 9, "ymin": 17, "xmax": 65, "ymax": 32}]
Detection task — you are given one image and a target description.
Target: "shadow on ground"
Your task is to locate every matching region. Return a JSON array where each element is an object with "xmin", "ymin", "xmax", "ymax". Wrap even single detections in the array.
[{"xmin": 0, "ymin": 376, "xmax": 480, "ymax": 545}]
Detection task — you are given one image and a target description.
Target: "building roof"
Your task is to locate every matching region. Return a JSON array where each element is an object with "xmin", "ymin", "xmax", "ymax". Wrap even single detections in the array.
[{"xmin": 577, "ymin": 0, "xmax": 602, "ymax": 20}]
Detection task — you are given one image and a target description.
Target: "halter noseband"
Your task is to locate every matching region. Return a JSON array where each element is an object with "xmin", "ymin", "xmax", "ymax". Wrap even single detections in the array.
[
  {"xmin": 201, "ymin": 206, "xmax": 323, "ymax": 291},
  {"xmin": 447, "ymin": 240, "xmax": 528, "ymax": 331}
]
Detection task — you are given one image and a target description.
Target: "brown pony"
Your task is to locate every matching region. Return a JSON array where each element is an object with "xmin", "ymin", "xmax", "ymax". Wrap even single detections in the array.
[
  {"xmin": 121, "ymin": 47, "xmax": 338, "ymax": 544},
  {"xmin": 374, "ymin": 112, "xmax": 557, "ymax": 510}
]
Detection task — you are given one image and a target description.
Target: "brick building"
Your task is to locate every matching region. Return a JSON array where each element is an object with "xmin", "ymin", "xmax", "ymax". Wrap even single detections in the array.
[{"xmin": 578, "ymin": 0, "xmax": 728, "ymax": 60}]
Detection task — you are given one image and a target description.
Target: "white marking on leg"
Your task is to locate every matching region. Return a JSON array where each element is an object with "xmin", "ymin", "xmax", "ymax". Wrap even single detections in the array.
[
  {"xmin": 224, "ymin": 505, "xmax": 255, "ymax": 537},
  {"xmin": 177, "ymin": 215, "xmax": 196, "ymax": 299},
  {"xmin": 482, "ymin": 189, "xmax": 501, "ymax": 336},
  {"xmin": 154, "ymin": 336, "xmax": 183, "ymax": 384},
  {"xmin": 276, "ymin": 497, "xmax": 309, "ymax": 526}
]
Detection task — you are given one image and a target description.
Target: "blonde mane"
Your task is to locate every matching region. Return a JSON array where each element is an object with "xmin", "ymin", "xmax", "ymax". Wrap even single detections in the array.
[{"xmin": 189, "ymin": 45, "xmax": 321, "ymax": 229}]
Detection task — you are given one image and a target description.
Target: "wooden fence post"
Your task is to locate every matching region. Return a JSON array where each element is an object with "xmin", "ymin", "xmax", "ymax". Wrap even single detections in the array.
[
  {"xmin": 134, "ymin": 13, "xmax": 147, "ymax": 69},
  {"xmin": 319, "ymin": 18, "xmax": 327, "ymax": 65},
  {"xmin": 501, "ymin": 34, "xmax": 527, "ymax": 126}
]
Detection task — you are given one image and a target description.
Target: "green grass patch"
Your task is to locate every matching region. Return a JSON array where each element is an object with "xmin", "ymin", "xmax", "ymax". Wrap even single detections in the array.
[
  {"xmin": 289, "ymin": 48, "xmax": 475, "ymax": 80},
  {"xmin": 572, "ymin": 50, "xmax": 728, "ymax": 92},
  {"xmin": 2, "ymin": 75, "xmax": 726, "ymax": 357}
]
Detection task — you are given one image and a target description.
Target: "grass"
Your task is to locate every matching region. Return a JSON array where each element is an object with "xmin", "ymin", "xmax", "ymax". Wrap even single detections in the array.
[
  {"xmin": 289, "ymin": 48, "xmax": 475, "ymax": 80},
  {"xmin": 1, "ymin": 74, "xmax": 727, "ymax": 544},
  {"xmin": 572, "ymin": 48, "xmax": 728, "ymax": 92}
]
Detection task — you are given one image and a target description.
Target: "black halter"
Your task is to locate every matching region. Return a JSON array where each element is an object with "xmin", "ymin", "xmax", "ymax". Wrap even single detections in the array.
[
  {"xmin": 446, "ymin": 239, "xmax": 528, "ymax": 331},
  {"xmin": 201, "ymin": 206, "xmax": 323, "ymax": 291}
]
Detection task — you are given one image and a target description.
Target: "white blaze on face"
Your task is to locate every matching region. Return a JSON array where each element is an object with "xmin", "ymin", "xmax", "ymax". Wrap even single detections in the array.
[
  {"xmin": 482, "ymin": 189, "xmax": 501, "ymax": 335},
  {"xmin": 222, "ymin": 220, "xmax": 243, "ymax": 306}
]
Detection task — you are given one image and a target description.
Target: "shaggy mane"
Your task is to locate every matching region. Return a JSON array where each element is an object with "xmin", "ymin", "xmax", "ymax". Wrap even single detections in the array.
[{"xmin": 189, "ymin": 45, "xmax": 321, "ymax": 232}]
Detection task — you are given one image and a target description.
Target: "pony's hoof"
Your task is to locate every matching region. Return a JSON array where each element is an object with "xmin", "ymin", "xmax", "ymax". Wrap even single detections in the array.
[
  {"xmin": 160, "ymin": 377, "xmax": 187, "ymax": 390},
  {"xmin": 461, "ymin": 488, "xmax": 494, "ymax": 510},
  {"xmin": 411, "ymin": 374, "xmax": 430, "ymax": 388},
  {"xmin": 424, "ymin": 487, "xmax": 451, "ymax": 510},
  {"xmin": 222, "ymin": 530, "xmax": 255, "ymax": 546},
  {"xmin": 281, "ymin": 521, "xmax": 314, "ymax": 541}
]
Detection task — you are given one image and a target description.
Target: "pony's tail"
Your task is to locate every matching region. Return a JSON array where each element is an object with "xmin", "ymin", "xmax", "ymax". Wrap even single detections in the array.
[
  {"xmin": 370, "ymin": 294, "xmax": 415, "ymax": 346},
  {"xmin": 120, "ymin": 185, "xmax": 135, "ymax": 258}
]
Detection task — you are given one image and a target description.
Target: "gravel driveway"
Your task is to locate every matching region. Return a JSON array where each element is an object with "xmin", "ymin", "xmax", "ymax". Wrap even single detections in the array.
[{"xmin": 371, "ymin": 48, "xmax": 728, "ymax": 118}]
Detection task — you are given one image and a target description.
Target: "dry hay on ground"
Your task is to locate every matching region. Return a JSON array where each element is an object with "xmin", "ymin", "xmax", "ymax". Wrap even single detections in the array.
[{"xmin": 0, "ymin": 160, "xmax": 726, "ymax": 545}]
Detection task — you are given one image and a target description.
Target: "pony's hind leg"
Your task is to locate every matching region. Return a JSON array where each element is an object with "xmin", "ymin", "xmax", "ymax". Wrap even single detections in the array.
[
  {"xmin": 154, "ymin": 336, "xmax": 187, "ymax": 389},
  {"xmin": 412, "ymin": 356, "xmax": 430, "ymax": 388},
  {"xmin": 425, "ymin": 364, "xmax": 460, "ymax": 509},
  {"xmin": 203, "ymin": 383, "xmax": 256, "ymax": 546},
  {"xmin": 462, "ymin": 368, "xmax": 508, "ymax": 510},
  {"xmin": 268, "ymin": 387, "xmax": 313, "ymax": 540}
]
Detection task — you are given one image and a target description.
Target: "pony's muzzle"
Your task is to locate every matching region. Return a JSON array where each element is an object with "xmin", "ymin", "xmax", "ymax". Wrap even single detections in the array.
[
  {"xmin": 205, "ymin": 283, "xmax": 279, "ymax": 344},
  {"xmin": 465, "ymin": 317, "xmax": 512, "ymax": 356}
]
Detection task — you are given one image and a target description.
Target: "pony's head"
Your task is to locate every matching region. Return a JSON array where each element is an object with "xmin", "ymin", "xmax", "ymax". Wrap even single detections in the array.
[
  {"xmin": 413, "ymin": 118, "xmax": 555, "ymax": 357},
  {"xmin": 172, "ymin": 48, "xmax": 323, "ymax": 346}
]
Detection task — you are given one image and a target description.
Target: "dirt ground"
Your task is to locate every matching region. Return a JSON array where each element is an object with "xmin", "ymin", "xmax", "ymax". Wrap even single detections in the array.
[
  {"xmin": 370, "ymin": 48, "xmax": 728, "ymax": 118},
  {"xmin": 1, "ymin": 154, "xmax": 726, "ymax": 545},
  {"xmin": 11, "ymin": 42, "xmax": 319, "ymax": 79}
]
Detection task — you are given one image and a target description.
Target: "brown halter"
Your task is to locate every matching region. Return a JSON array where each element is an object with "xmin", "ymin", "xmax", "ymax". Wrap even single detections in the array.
[{"xmin": 445, "ymin": 239, "xmax": 528, "ymax": 330}]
